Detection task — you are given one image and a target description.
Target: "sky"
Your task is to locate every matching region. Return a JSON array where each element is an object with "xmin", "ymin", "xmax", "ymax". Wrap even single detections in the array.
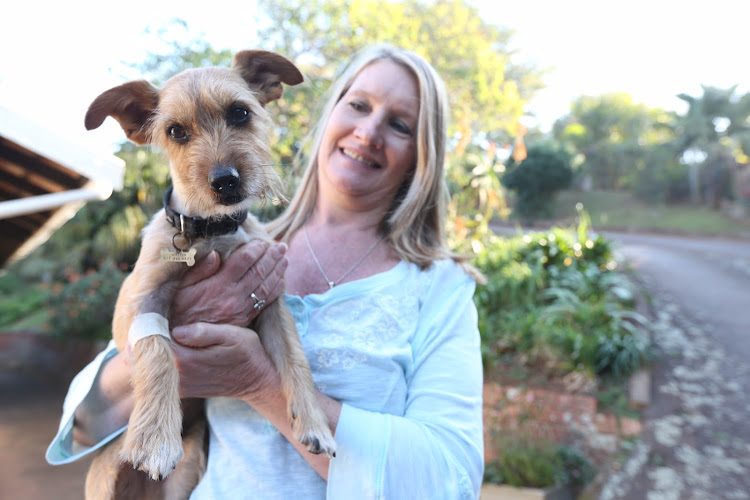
[{"xmin": 1, "ymin": 0, "xmax": 747, "ymax": 155}]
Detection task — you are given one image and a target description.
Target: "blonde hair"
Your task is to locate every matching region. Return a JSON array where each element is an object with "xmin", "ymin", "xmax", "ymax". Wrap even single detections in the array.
[{"xmin": 267, "ymin": 45, "xmax": 478, "ymax": 278}]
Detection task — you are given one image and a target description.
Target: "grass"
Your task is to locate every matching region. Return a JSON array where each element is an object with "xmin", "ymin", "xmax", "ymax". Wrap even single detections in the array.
[{"xmin": 547, "ymin": 190, "xmax": 750, "ymax": 236}]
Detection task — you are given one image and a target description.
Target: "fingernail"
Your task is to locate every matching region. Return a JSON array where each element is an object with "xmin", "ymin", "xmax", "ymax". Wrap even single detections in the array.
[
  {"xmin": 277, "ymin": 242, "xmax": 288, "ymax": 254},
  {"xmin": 208, "ymin": 250, "xmax": 219, "ymax": 264},
  {"xmin": 172, "ymin": 325, "xmax": 188, "ymax": 340}
]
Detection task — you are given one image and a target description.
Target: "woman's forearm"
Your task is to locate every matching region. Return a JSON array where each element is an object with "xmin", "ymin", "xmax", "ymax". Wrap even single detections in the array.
[{"xmin": 73, "ymin": 351, "xmax": 134, "ymax": 446}]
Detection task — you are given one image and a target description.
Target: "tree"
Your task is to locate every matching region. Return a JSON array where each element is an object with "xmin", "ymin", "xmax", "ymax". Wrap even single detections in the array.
[
  {"xmin": 255, "ymin": 0, "xmax": 545, "ymax": 148},
  {"xmin": 501, "ymin": 143, "xmax": 572, "ymax": 221},
  {"xmin": 671, "ymin": 85, "xmax": 750, "ymax": 206},
  {"xmin": 553, "ymin": 92, "xmax": 661, "ymax": 191}
]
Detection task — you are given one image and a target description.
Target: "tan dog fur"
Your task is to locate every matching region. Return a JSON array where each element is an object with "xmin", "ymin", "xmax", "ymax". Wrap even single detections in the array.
[{"xmin": 83, "ymin": 50, "xmax": 335, "ymax": 500}]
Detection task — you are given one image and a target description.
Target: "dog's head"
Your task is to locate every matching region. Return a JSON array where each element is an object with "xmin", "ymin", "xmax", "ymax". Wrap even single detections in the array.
[{"xmin": 85, "ymin": 50, "xmax": 303, "ymax": 217}]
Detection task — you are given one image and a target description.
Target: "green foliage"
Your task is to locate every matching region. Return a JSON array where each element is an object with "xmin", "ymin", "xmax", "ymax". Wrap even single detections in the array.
[
  {"xmin": 631, "ymin": 143, "xmax": 691, "ymax": 203},
  {"xmin": 46, "ymin": 261, "xmax": 126, "ymax": 341},
  {"xmin": 256, "ymin": 0, "xmax": 545, "ymax": 142},
  {"xmin": 473, "ymin": 214, "xmax": 651, "ymax": 380},
  {"xmin": 446, "ymin": 143, "xmax": 510, "ymax": 253},
  {"xmin": 596, "ymin": 384, "xmax": 640, "ymax": 419},
  {"xmin": 501, "ymin": 142, "xmax": 573, "ymax": 220},
  {"xmin": 537, "ymin": 286, "xmax": 650, "ymax": 378},
  {"xmin": 484, "ymin": 435, "xmax": 595, "ymax": 488},
  {"xmin": 554, "ymin": 92, "xmax": 668, "ymax": 192},
  {"xmin": 0, "ymin": 271, "xmax": 47, "ymax": 328},
  {"xmin": 553, "ymin": 85, "xmax": 750, "ymax": 208}
]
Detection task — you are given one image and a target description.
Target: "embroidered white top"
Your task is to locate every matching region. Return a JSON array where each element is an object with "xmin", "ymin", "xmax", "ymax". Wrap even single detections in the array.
[{"xmin": 47, "ymin": 259, "xmax": 484, "ymax": 499}]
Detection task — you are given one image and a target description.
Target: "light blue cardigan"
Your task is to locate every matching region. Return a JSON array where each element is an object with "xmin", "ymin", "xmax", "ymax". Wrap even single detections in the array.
[{"xmin": 47, "ymin": 259, "xmax": 484, "ymax": 499}]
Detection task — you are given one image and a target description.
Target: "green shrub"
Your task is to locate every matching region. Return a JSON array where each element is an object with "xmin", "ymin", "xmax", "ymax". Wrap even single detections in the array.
[
  {"xmin": 0, "ymin": 285, "xmax": 47, "ymax": 329},
  {"xmin": 473, "ymin": 214, "xmax": 651, "ymax": 379},
  {"xmin": 501, "ymin": 143, "xmax": 573, "ymax": 220},
  {"xmin": 484, "ymin": 435, "xmax": 595, "ymax": 488},
  {"xmin": 46, "ymin": 260, "xmax": 126, "ymax": 341}
]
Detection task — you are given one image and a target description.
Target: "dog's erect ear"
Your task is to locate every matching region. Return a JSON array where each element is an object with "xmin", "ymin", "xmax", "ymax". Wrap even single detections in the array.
[
  {"xmin": 84, "ymin": 81, "xmax": 160, "ymax": 145},
  {"xmin": 233, "ymin": 50, "xmax": 304, "ymax": 106}
]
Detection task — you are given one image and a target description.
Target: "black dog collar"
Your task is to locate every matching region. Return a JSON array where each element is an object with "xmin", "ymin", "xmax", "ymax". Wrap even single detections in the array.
[{"xmin": 163, "ymin": 186, "xmax": 248, "ymax": 239}]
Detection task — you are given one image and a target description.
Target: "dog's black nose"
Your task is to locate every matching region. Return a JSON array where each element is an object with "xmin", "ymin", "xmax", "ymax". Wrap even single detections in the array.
[{"xmin": 209, "ymin": 166, "xmax": 240, "ymax": 195}]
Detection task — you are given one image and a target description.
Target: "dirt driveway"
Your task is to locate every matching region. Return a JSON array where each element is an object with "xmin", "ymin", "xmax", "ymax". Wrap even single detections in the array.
[
  {"xmin": 0, "ymin": 371, "xmax": 92, "ymax": 499},
  {"xmin": 597, "ymin": 232, "xmax": 750, "ymax": 499}
]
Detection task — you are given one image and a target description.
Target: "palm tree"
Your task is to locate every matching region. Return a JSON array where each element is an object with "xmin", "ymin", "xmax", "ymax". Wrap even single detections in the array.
[{"xmin": 673, "ymin": 85, "xmax": 750, "ymax": 206}]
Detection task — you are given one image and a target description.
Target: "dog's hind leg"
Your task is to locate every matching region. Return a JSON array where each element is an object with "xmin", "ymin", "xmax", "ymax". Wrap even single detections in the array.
[
  {"xmin": 86, "ymin": 435, "xmax": 122, "ymax": 500},
  {"xmin": 254, "ymin": 301, "xmax": 337, "ymax": 457}
]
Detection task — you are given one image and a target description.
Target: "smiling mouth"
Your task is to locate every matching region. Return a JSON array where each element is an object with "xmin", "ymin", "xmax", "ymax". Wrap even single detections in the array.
[{"xmin": 341, "ymin": 148, "xmax": 380, "ymax": 168}]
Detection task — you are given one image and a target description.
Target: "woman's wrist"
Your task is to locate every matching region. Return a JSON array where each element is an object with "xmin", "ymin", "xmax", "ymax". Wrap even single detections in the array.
[
  {"xmin": 73, "ymin": 351, "xmax": 133, "ymax": 445},
  {"xmin": 237, "ymin": 356, "xmax": 284, "ymax": 405}
]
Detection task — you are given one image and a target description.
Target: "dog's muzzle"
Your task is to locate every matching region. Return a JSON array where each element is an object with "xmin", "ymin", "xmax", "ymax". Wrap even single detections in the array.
[{"xmin": 210, "ymin": 165, "xmax": 243, "ymax": 205}]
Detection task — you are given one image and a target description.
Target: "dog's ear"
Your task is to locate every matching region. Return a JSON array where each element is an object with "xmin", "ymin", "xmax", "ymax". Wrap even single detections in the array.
[
  {"xmin": 233, "ymin": 50, "xmax": 304, "ymax": 106},
  {"xmin": 84, "ymin": 81, "xmax": 160, "ymax": 144}
]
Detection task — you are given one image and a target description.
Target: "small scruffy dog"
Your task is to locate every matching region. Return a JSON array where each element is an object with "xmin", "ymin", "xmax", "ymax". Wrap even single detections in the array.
[{"xmin": 83, "ymin": 50, "xmax": 336, "ymax": 500}]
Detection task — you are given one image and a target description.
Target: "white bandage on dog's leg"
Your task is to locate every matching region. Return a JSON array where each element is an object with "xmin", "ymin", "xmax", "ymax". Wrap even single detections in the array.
[{"xmin": 128, "ymin": 312, "xmax": 171, "ymax": 347}]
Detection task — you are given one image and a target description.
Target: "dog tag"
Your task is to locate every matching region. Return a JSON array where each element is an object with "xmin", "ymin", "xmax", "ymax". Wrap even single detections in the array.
[{"xmin": 160, "ymin": 247, "xmax": 197, "ymax": 266}]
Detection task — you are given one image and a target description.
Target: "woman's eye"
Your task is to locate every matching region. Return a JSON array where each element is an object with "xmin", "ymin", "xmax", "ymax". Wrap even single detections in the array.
[
  {"xmin": 390, "ymin": 119, "xmax": 412, "ymax": 136},
  {"xmin": 348, "ymin": 101, "xmax": 367, "ymax": 112},
  {"xmin": 227, "ymin": 106, "xmax": 250, "ymax": 126},
  {"xmin": 168, "ymin": 125, "xmax": 188, "ymax": 142}
]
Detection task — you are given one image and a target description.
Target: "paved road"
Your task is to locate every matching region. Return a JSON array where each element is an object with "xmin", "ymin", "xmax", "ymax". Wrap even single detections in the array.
[{"xmin": 598, "ymin": 232, "xmax": 750, "ymax": 499}]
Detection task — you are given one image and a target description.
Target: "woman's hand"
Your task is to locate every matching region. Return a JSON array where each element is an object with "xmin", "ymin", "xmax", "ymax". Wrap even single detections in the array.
[
  {"xmin": 171, "ymin": 321, "xmax": 340, "ymax": 480},
  {"xmin": 171, "ymin": 322, "xmax": 280, "ymax": 401},
  {"xmin": 170, "ymin": 240, "xmax": 288, "ymax": 327}
]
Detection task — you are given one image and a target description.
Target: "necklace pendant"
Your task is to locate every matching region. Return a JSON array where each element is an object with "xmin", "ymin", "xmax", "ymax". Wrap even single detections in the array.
[{"xmin": 328, "ymin": 281, "xmax": 335, "ymax": 289}]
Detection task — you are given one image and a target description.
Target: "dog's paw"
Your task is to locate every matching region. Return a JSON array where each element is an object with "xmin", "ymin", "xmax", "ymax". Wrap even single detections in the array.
[
  {"xmin": 297, "ymin": 428, "xmax": 337, "ymax": 458},
  {"xmin": 121, "ymin": 430, "xmax": 184, "ymax": 481},
  {"xmin": 290, "ymin": 404, "xmax": 336, "ymax": 458}
]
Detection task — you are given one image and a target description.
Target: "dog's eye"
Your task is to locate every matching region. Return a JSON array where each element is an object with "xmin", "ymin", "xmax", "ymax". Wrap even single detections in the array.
[
  {"xmin": 227, "ymin": 106, "xmax": 250, "ymax": 127},
  {"xmin": 168, "ymin": 125, "xmax": 188, "ymax": 142}
]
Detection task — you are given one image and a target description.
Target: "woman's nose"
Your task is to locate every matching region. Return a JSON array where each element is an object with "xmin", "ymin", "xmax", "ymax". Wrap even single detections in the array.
[{"xmin": 353, "ymin": 117, "xmax": 383, "ymax": 148}]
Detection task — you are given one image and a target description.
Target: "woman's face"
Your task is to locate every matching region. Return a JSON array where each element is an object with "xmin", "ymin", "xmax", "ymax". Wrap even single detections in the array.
[{"xmin": 317, "ymin": 59, "xmax": 419, "ymax": 210}]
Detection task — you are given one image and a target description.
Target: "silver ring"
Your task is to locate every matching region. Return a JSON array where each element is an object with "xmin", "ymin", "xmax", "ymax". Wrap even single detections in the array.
[{"xmin": 251, "ymin": 292, "xmax": 266, "ymax": 310}]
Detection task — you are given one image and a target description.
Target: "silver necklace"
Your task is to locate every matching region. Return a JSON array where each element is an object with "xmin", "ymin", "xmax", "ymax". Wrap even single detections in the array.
[{"xmin": 303, "ymin": 226, "xmax": 382, "ymax": 289}]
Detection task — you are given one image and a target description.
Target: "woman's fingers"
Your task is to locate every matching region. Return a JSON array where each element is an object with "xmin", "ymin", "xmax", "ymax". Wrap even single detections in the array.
[
  {"xmin": 247, "ymin": 243, "xmax": 288, "ymax": 307},
  {"xmin": 172, "ymin": 322, "xmax": 223, "ymax": 348},
  {"xmin": 171, "ymin": 323, "xmax": 275, "ymax": 399},
  {"xmin": 170, "ymin": 240, "xmax": 288, "ymax": 326},
  {"xmin": 179, "ymin": 250, "xmax": 220, "ymax": 288},
  {"xmin": 222, "ymin": 240, "xmax": 270, "ymax": 285}
]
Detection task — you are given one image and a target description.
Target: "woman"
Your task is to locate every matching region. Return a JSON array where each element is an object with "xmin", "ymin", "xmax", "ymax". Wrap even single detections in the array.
[{"xmin": 48, "ymin": 45, "xmax": 484, "ymax": 499}]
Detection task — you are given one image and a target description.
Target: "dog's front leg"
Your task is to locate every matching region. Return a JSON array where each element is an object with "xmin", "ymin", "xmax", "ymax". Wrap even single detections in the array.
[
  {"xmin": 254, "ymin": 301, "xmax": 337, "ymax": 458},
  {"xmin": 122, "ymin": 330, "xmax": 184, "ymax": 481},
  {"xmin": 115, "ymin": 265, "xmax": 187, "ymax": 481}
]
